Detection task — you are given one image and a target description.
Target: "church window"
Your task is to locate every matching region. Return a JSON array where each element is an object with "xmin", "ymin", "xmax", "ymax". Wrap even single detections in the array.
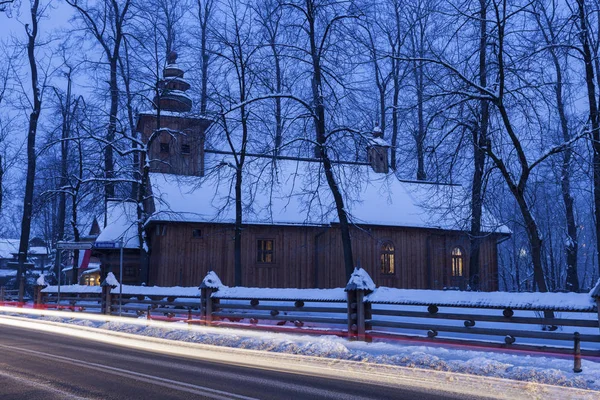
[
  {"xmin": 451, "ymin": 247, "xmax": 465, "ymax": 277},
  {"xmin": 380, "ymin": 241, "xmax": 395, "ymax": 274}
]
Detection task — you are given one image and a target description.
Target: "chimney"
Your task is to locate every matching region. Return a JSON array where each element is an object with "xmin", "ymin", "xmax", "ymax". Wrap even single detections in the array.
[{"xmin": 367, "ymin": 124, "xmax": 390, "ymax": 173}]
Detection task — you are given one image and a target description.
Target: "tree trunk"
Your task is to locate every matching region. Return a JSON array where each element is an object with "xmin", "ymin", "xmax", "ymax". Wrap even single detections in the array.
[
  {"xmin": 56, "ymin": 71, "xmax": 72, "ymax": 281},
  {"xmin": 306, "ymin": 1, "xmax": 354, "ymax": 279},
  {"xmin": 198, "ymin": 0, "xmax": 212, "ymax": 115},
  {"xmin": 469, "ymin": 0, "xmax": 488, "ymax": 291},
  {"xmin": 576, "ymin": 0, "xmax": 600, "ymax": 279},
  {"xmin": 17, "ymin": 0, "xmax": 41, "ymax": 302}
]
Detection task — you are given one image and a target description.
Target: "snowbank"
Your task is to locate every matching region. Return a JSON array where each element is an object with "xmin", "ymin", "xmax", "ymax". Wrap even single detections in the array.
[
  {"xmin": 213, "ymin": 287, "xmax": 347, "ymax": 302},
  {"xmin": 367, "ymin": 287, "xmax": 597, "ymax": 311}
]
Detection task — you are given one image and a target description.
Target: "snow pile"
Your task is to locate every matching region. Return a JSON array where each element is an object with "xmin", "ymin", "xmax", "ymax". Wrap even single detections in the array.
[
  {"xmin": 104, "ymin": 272, "xmax": 120, "ymax": 287},
  {"xmin": 345, "ymin": 267, "xmax": 376, "ymax": 292},
  {"xmin": 590, "ymin": 279, "xmax": 600, "ymax": 298},
  {"xmin": 366, "ymin": 287, "xmax": 597, "ymax": 311},
  {"xmin": 200, "ymin": 271, "xmax": 224, "ymax": 290},
  {"xmin": 41, "ymin": 285, "xmax": 102, "ymax": 294},
  {"xmin": 36, "ymin": 274, "xmax": 46, "ymax": 286}
]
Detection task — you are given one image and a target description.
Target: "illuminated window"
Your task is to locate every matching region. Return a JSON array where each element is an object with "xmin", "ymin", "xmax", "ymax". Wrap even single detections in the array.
[
  {"xmin": 257, "ymin": 239, "xmax": 274, "ymax": 263},
  {"xmin": 380, "ymin": 241, "xmax": 395, "ymax": 274},
  {"xmin": 451, "ymin": 247, "xmax": 464, "ymax": 277}
]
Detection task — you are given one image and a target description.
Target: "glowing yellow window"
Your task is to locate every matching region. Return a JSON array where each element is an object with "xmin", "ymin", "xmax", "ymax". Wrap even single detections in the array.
[
  {"xmin": 451, "ymin": 247, "xmax": 464, "ymax": 277},
  {"xmin": 380, "ymin": 242, "xmax": 395, "ymax": 274},
  {"xmin": 257, "ymin": 240, "xmax": 274, "ymax": 263}
]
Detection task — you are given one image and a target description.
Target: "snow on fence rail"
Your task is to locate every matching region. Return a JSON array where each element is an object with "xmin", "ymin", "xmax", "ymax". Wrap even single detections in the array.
[{"xmin": 33, "ymin": 269, "xmax": 600, "ymax": 367}]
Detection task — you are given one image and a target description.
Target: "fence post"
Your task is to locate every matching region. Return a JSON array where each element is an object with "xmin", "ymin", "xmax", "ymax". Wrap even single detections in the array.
[
  {"xmin": 573, "ymin": 332, "xmax": 583, "ymax": 373},
  {"xmin": 33, "ymin": 275, "xmax": 48, "ymax": 308},
  {"xmin": 345, "ymin": 266, "xmax": 376, "ymax": 341},
  {"xmin": 101, "ymin": 277, "xmax": 117, "ymax": 316},
  {"xmin": 199, "ymin": 271, "xmax": 223, "ymax": 326},
  {"xmin": 590, "ymin": 283, "xmax": 600, "ymax": 334}
]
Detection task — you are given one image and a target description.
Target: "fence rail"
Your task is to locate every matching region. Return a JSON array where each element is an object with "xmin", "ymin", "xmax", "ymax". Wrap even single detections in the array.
[{"xmin": 32, "ymin": 269, "xmax": 600, "ymax": 372}]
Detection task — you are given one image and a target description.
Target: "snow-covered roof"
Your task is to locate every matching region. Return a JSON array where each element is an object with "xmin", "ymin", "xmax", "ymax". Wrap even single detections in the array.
[
  {"xmin": 147, "ymin": 155, "xmax": 509, "ymax": 233},
  {"xmin": 29, "ymin": 246, "xmax": 48, "ymax": 256},
  {"xmin": 96, "ymin": 201, "xmax": 140, "ymax": 249},
  {"xmin": 369, "ymin": 136, "xmax": 389, "ymax": 147},
  {"xmin": 366, "ymin": 287, "xmax": 596, "ymax": 312},
  {"xmin": 138, "ymin": 109, "xmax": 214, "ymax": 122},
  {"xmin": 0, "ymin": 239, "xmax": 19, "ymax": 259},
  {"xmin": 0, "ymin": 239, "xmax": 48, "ymax": 258}
]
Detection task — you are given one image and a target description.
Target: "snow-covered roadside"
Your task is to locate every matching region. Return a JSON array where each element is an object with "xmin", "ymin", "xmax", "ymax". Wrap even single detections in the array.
[{"xmin": 1, "ymin": 307, "xmax": 599, "ymax": 394}]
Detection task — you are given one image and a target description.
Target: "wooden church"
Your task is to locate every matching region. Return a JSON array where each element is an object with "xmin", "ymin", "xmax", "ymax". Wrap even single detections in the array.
[{"xmin": 94, "ymin": 52, "xmax": 509, "ymax": 291}]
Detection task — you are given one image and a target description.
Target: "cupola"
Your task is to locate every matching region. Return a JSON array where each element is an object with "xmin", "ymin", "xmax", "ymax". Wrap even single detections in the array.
[
  {"xmin": 367, "ymin": 124, "xmax": 390, "ymax": 174},
  {"xmin": 154, "ymin": 51, "xmax": 192, "ymax": 113}
]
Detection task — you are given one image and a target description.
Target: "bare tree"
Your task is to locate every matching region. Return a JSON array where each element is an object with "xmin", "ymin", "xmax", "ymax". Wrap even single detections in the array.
[
  {"xmin": 534, "ymin": 1, "xmax": 579, "ymax": 291},
  {"xmin": 66, "ymin": 0, "xmax": 132, "ymax": 216},
  {"xmin": 17, "ymin": 0, "xmax": 43, "ymax": 302}
]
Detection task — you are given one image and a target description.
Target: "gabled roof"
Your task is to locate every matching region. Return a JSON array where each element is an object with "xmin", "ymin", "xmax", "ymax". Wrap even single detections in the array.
[
  {"xmin": 147, "ymin": 154, "xmax": 509, "ymax": 234},
  {"xmin": 0, "ymin": 239, "xmax": 48, "ymax": 259},
  {"xmin": 96, "ymin": 201, "xmax": 140, "ymax": 249}
]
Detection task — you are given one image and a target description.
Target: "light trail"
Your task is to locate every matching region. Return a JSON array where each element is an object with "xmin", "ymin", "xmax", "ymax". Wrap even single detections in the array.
[{"xmin": 0, "ymin": 311, "xmax": 598, "ymax": 399}]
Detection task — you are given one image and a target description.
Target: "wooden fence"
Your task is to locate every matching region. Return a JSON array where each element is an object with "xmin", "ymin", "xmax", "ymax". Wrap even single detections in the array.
[
  {"xmin": 34, "ymin": 269, "xmax": 600, "ymax": 372},
  {"xmin": 0, "ymin": 287, "xmax": 20, "ymax": 303}
]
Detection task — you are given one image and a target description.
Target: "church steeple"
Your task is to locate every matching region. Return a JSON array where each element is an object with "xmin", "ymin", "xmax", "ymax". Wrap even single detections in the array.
[
  {"xmin": 154, "ymin": 51, "xmax": 192, "ymax": 113},
  {"xmin": 137, "ymin": 50, "xmax": 212, "ymax": 177}
]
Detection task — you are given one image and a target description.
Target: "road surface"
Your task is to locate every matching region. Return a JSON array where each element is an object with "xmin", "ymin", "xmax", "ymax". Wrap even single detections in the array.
[{"xmin": 0, "ymin": 320, "xmax": 496, "ymax": 400}]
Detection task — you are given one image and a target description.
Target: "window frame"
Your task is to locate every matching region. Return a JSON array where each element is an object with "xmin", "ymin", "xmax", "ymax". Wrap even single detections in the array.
[
  {"xmin": 192, "ymin": 228, "xmax": 202, "ymax": 239},
  {"xmin": 181, "ymin": 143, "xmax": 191, "ymax": 155},
  {"xmin": 256, "ymin": 239, "xmax": 275, "ymax": 264},
  {"xmin": 160, "ymin": 142, "xmax": 170, "ymax": 154},
  {"xmin": 451, "ymin": 246, "xmax": 465, "ymax": 277},
  {"xmin": 379, "ymin": 240, "xmax": 395, "ymax": 275}
]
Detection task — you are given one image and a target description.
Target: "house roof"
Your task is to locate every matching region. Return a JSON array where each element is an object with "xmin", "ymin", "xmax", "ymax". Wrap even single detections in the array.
[
  {"xmin": 147, "ymin": 155, "xmax": 509, "ymax": 234},
  {"xmin": 95, "ymin": 201, "xmax": 140, "ymax": 249},
  {"xmin": 0, "ymin": 239, "xmax": 48, "ymax": 259}
]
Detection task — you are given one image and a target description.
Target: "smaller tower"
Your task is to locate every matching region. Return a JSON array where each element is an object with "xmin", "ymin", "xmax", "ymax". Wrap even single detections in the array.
[
  {"xmin": 367, "ymin": 124, "xmax": 390, "ymax": 174},
  {"xmin": 154, "ymin": 51, "xmax": 192, "ymax": 112},
  {"xmin": 137, "ymin": 50, "xmax": 212, "ymax": 177}
]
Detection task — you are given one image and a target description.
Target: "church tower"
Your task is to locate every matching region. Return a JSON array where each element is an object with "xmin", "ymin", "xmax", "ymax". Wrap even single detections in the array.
[{"xmin": 136, "ymin": 51, "xmax": 212, "ymax": 176}]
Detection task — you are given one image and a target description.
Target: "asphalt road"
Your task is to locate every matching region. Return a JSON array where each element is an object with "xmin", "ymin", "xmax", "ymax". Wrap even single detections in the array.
[{"xmin": 0, "ymin": 322, "xmax": 490, "ymax": 400}]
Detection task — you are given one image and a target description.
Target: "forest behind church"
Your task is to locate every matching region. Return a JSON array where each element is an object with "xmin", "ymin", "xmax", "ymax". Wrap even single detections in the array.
[{"xmin": 0, "ymin": 0, "xmax": 598, "ymax": 292}]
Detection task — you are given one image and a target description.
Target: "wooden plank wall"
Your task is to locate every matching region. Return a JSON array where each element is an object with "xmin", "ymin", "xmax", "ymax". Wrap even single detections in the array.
[{"xmin": 148, "ymin": 222, "xmax": 501, "ymax": 291}]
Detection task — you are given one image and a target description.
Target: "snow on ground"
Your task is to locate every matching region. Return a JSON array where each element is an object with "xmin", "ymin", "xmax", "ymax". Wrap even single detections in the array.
[{"xmin": 2, "ymin": 308, "xmax": 599, "ymax": 392}]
